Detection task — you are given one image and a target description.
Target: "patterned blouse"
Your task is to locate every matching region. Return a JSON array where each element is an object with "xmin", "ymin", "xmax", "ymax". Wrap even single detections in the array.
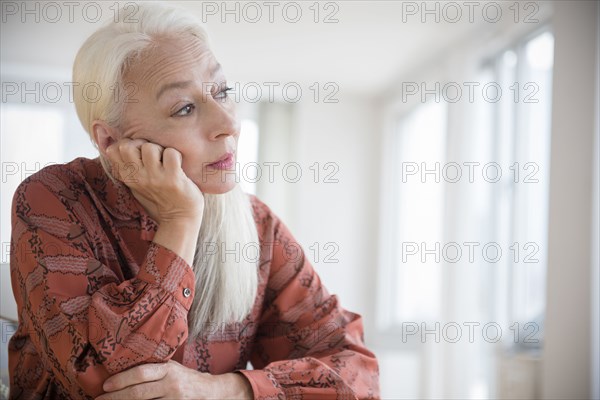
[{"xmin": 8, "ymin": 157, "xmax": 379, "ymax": 399}]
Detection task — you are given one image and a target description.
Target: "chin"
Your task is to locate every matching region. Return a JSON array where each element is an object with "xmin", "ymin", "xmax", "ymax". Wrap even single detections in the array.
[{"xmin": 196, "ymin": 178, "xmax": 238, "ymax": 194}]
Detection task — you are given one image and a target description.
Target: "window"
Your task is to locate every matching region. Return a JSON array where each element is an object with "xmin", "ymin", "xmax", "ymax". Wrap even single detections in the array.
[
  {"xmin": 1, "ymin": 103, "xmax": 67, "ymax": 261},
  {"xmin": 487, "ymin": 29, "xmax": 554, "ymax": 347},
  {"xmin": 376, "ymin": 27, "xmax": 555, "ymax": 400},
  {"xmin": 393, "ymin": 100, "xmax": 448, "ymax": 323},
  {"xmin": 237, "ymin": 118, "xmax": 260, "ymax": 195}
]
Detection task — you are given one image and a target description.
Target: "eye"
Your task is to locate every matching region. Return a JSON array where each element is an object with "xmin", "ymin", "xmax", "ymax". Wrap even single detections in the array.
[
  {"xmin": 214, "ymin": 86, "xmax": 233, "ymax": 101},
  {"xmin": 173, "ymin": 103, "xmax": 195, "ymax": 116}
]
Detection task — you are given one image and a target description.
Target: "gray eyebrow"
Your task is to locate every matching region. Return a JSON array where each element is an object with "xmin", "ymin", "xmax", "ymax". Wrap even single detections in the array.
[
  {"xmin": 155, "ymin": 63, "xmax": 223, "ymax": 100},
  {"xmin": 156, "ymin": 80, "xmax": 193, "ymax": 100}
]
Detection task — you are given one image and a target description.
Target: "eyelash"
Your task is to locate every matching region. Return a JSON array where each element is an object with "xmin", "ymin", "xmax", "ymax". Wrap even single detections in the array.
[
  {"xmin": 173, "ymin": 86, "xmax": 233, "ymax": 117},
  {"xmin": 215, "ymin": 86, "xmax": 233, "ymax": 101}
]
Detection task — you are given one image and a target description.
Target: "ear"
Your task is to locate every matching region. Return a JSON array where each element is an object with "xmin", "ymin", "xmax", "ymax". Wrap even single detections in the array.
[{"xmin": 92, "ymin": 120, "xmax": 118, "ymax": 155}]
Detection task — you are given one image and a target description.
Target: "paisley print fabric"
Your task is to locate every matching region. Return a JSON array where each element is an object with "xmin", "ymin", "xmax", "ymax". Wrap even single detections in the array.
[{"xmin": 8, "ymin": 157, "xmax": 379, "ymax": 399}]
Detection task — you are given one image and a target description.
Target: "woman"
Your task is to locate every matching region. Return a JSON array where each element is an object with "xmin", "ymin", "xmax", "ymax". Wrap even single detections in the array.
[{"xmin": 8, "ymin": 2, "xmax": 379, "ymax": 399}]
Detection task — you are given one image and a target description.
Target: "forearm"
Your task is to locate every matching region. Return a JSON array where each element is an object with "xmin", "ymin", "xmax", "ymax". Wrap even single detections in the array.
[
  {"xmin": 222, "ymin": 373, "xmax": 254, "ymax": 400},
  {"xmin": 152, "ymin": 218, "xmax": 202, "ymax": 266},
  {"xmin": 97, "ymin": 361, "xmax": 255, "ymax": 400}
]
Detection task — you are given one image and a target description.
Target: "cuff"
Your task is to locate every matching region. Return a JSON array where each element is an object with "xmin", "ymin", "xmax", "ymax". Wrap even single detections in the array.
[
  {"xmin": 237, "ymin": 369, "xmax": 285, "ymax": 400},
  {"xmin": 136, "ymin": 242, "xmax": 196, "ymax": 310}
]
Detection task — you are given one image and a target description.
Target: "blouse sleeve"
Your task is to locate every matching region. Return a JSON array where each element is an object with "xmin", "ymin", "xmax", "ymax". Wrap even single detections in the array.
[
  {"xmin": 237, "ymin": 205, "xmax": 380, "ymax": 399},
  {"xmin": 9, "ymin": 171, "xmax": 195, "ymax": 397}
]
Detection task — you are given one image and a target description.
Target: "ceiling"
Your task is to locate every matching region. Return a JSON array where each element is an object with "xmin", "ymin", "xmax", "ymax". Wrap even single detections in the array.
[{"xmin": 1, "ymin": 1, "xmax": 550, "ymax": 96}]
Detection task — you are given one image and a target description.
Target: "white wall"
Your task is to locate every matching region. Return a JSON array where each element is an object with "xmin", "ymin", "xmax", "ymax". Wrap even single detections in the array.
[
  {"xmin": 542, "ymin": 2, "xmax": 599, "ymax": 398},
  {"xmin": 593, "ymin": 5, "xmax": 600, "ymax": 399},
  {"xmin": 255, "ymin": 96, "xmax": 380, "ymax": 344}
]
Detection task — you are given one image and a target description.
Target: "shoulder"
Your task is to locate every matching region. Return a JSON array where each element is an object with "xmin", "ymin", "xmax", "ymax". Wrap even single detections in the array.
[
  {"xmin": 245, "ymin": 192, "xmax": 290, "ymax": 234},
  {"xmin": 246, "ymin": 193, "xmax": 273, "ymax": 223},
  {"xmin": 244, "ymin": 192, "xmax": 301, "ymax": 252},
  {"xmin": 14, "ymin": 157, "xmax": 97, "ymax": 191},
  {"xmin": 11, "ymin": 157, "xmax": 99, "ymax": 219}
]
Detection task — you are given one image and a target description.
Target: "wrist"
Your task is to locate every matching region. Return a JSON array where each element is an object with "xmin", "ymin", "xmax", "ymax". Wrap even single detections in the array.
[
  {"xmin": 158, "ymin": 215, "xmax": 202, "ymax": 230},
  {"xmin": 222, "ymin": 372, "xmax": 254, "ymax": 400},
  {"xmin": 153, "ymin": 218, "xmax": 201, "ymax": 266}
]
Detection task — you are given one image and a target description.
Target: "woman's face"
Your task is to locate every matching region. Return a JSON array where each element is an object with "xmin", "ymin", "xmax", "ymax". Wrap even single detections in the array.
[{"xmin": 116, "ymin": 36, "xmax": 239, "ymax": 194}]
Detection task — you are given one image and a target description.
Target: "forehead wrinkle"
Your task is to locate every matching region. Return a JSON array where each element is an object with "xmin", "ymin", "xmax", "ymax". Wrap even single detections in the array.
[
  {"xmin": 140, "ymin": 56, "xmax": 202, "ymax": 87},
  {"xmin": 128, "ymin": 40, "xmax": 214, "ymax": 94}
]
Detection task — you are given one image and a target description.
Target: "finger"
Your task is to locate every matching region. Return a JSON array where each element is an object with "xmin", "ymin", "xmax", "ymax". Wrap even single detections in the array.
[
  {"xmin": 118, "ymin": 138, "xmax": 146, "ymax": 165},
  {"xmin": 113, "ymin": 139, "xmax": 149, "ymax": 183},
  {"xmin": 161, "ymin": 147, "xmax": 183, "ymax": 173},
  {"xmin": 140, "ymin": 142, "xmax": 164, "ymax": 174},
  {"xmin": 105, "ymin": 141, "xmax": 124, "ymax": 161},
  {"xmin": 105, "ymin": 143, "xmax": 127, "ymax": 180},
  {"xmin": 125, "ymin": 138, "xmax": 149, "ymax": 148},
  {"xmin": 102, "ymin": 363, "xmax": 167, "ymax": 392},
  {"xmin": 96, "ymin": 380, "xmax": 166, "ymax": 400}
]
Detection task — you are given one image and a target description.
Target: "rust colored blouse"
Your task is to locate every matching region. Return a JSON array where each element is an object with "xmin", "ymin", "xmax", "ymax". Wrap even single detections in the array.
[{"xmin": 8, "ymin": 157, "xmax": 379, "ymax": 399}]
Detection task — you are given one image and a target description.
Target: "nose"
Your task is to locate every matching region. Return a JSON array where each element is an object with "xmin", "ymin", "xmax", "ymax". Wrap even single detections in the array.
[{"xmin": 202, "ymin": 96, "xmax": 238, "ymax": 141}]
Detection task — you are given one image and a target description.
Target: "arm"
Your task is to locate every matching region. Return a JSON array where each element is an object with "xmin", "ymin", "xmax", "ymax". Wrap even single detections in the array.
[
  {"xmin": 237, "ymin": 207, "xmax": 380, "ymax": 399},
  {"xmin": 10, "ymin": 140, "xmax": 204, "ymax": 397},
  {"xmin": 10, "ymin": 173, "xmax": 196, "ymax": 397}
]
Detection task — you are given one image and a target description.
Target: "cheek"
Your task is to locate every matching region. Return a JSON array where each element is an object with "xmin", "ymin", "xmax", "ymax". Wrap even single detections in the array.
[
  {"xmin": 179, "ymin": 145, "xmax": 209, "ymax": 173},
  {"xmin": 121, "ymin": 111, "xmax": 166, "ymax": 142},
  {"xmin": 152, "ymin": 125, "xmax": 199, "ymax": 152}
]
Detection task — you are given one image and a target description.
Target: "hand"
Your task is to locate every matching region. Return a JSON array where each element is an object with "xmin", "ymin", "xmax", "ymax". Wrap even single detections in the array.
[
  {"xmin": 96, "ymin": 360, "xmax": 254, "ymax": 400},
  {"xmin": 106, "ymin": 138, "xmax": 204, "ymax": 225}
]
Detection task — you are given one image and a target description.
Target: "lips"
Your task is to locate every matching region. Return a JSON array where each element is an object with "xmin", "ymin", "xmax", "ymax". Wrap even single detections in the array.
[
  {"xmin": 208, "ymin": 153, "xmax": 233, "ymax": 165},
  {"xmin": 207, "ymin": 153, "xmax": 233, "ymax": 169}
]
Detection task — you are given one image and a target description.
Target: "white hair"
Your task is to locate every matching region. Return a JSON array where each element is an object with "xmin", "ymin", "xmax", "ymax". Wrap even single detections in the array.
[{"xmin": 72, "ymin": 1, "xmax": 258, "ymax": 339}]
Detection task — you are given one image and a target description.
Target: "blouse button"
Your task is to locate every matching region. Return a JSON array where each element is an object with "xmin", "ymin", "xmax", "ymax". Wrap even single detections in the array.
[{"xmin": 183, "ymin": 288, "xmax": 191, "ymax": 298}]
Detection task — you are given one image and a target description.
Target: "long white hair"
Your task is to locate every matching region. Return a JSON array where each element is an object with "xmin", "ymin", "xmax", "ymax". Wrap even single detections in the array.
[{"xmin": 72, "ymin": 2, "xmax": 258, "ymax": 339}]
